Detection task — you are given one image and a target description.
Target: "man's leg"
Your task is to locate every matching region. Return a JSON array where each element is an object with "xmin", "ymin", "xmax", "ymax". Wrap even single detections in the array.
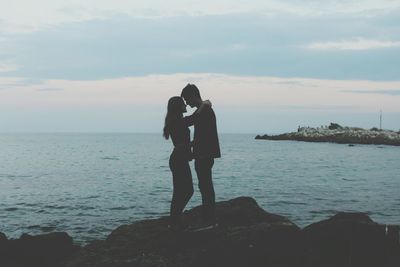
[{"xmin": 194, "ymin": 157, "xmax": 215, "ymax": 222}]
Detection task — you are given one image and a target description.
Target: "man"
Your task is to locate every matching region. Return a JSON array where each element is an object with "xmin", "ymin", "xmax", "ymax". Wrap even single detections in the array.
[{"xmin": 181, "ymin": 84, "xmax": 221, "ymax": 228}]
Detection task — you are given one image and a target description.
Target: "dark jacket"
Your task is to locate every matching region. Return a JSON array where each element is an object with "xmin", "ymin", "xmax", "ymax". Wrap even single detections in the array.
[{"xmin": 187, "ymin": 106, "xmax": 221, "ymax": 159}]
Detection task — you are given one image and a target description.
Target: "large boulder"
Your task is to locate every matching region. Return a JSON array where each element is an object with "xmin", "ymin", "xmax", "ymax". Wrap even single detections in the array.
[
  {"xmin": 66, "ymin": 197, "xmax": 301, "ymax": 267},
  {"xmin": 302, "ymin": 212, "xmax": 400, "ymax": 267},
  {"xmin": 0, "ymin": 232, "xmax": 79, "ymax": 267},
  {"xmin": 0, "ymin": 232, "xmax": 6, "ymax": 242},
  {"xmin": 0, "ymin": 232, "xmax": 8, "ymax": 259}
]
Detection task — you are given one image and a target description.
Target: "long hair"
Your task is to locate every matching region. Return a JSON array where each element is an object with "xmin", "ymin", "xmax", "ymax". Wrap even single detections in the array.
[{"xmin": 163, "ymin": 96, "xmax": 184, "ymax": 140}]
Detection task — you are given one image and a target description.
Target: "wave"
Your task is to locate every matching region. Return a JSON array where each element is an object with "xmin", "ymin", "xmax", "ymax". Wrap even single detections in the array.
[{"xmin": 101, "ymin": 156, "xmax": 120, "ymax": 160}]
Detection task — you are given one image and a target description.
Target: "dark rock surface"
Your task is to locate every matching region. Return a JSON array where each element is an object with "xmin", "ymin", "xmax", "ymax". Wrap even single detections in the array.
[
  {"xmin": 0, "ymin": 232, "xmax": 7, "ymax": 242},
  {"xmin": 302, "ymin": 212, "xmax": 399, "ymax": 267},
  {"xmin": 65, "ymin": 197, "xmax": 301, "ymax": 267},
  {"xmin": 0, "ymin": 232, "xmax": 8, "ymax": 257},
  {"xmin": 65, "ymin": 197, "xmax": 400, "ymax": 267},
  {"xmin": 0, "ymin": 232, "xmax": 79, "ymax": 267},
  {"xmin": 1, "ymin": 197, "xmax": 399, "ymax": 267}
]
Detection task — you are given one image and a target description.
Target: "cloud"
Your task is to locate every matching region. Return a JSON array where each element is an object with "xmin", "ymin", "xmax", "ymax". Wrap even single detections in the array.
[
  {"xmin": 0, "ymin": 77, "xmax": 27, "ymax": 90},
  {"xmin": 1, "ymin": 72, "xmax": 400, "ymax": 132},
  {"xmin": 1, "ymin": 73, "xmax": 399, "ymax": 112},
  {"xmin": 1, "ymin": 12, "xmax": 399, "ymax": 81},
  {"xmin": 343, "ymin": 89, "xmax": 400, "ymax": 96},
  {"xmin": 1, "ymin": 2, "xmax": 399, "ymax": 132},
  {"xmin": 36, "ymin": 87, "xmax": 64, "ymax": 92},
  {"xmin": 1, "ymin": 0, "xmax": 400, "ymax": 33},
  {"xmin": 283, "ymin": 104, "xmax": 357, "ymax": 111},
  {"xmin": 0, "ymin": 63, "xmax": 18, "ymax": 73},
  {"xmin": 306, "ymin": 38, "xmax": 400, "ymax": 50}
]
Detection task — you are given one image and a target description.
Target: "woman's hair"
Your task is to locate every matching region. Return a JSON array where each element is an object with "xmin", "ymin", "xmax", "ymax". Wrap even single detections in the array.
[{"xmin": 163, "ymin": 96, "xmax": 184, "ymax": 140}]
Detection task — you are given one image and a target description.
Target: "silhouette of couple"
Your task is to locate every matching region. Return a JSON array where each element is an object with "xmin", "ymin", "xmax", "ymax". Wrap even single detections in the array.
[{"xmin": 163, "ymin": 84, "xmax": 221, "ymax": 231}]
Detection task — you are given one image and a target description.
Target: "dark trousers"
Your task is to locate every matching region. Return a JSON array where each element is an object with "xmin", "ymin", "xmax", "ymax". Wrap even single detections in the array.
[
  {"xmin": 194, "ymin": 157, "xmax": 215, "ymax": 220},
  {"xmin": 169, "ymin": 152, "xmax": 194, "ymax": 221}
]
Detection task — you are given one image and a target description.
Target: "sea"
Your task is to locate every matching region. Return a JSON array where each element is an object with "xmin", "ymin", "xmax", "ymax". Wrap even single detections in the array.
[{"xmin": 0, "ymin": 133, "xmax": 399, "ymax": 244}]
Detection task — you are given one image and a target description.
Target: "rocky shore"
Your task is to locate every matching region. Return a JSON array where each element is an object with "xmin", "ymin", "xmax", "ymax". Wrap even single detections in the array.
[
  {"xmin": 255, "ymin": 123, "xmax": 400, "ymax": 146},
  {"xmin": 1, "ymin": 197, "xmax": 399, "ymax": 267}
]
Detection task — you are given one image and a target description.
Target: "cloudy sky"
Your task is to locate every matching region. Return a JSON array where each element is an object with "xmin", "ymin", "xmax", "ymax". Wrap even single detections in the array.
[{"xmin": 0, "ymin": 0, "xmax": 399, "ymax": 133}]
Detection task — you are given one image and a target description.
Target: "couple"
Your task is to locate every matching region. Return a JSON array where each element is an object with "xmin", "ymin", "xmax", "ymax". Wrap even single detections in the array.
[{"xmin": 163, "ymin": 84, "xmax": 221, "ymax": 231}]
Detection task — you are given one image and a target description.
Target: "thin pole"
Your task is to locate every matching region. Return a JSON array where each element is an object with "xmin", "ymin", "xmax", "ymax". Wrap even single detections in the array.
[{"xmin": 380, "ymin": 110, "xmax": 382, "ymax": 130}]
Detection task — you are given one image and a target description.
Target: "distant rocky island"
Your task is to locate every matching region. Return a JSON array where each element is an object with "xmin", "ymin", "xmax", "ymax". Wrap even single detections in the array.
[
  {"xmin": 1, "ymin": 197, "xmax": 399, "ymax": 267},
  {"xmin": 256, "ymin": 123, "xmax": 400, "ymax": 146}
]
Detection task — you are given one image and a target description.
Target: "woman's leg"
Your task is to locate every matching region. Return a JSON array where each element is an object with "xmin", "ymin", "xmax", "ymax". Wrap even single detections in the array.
[
  {"xmin": 180, "ymin": 160, "xmax": 194, "ymax": 211},
  {"xmin": 170, "ymin": 156, "xmax": 181, "ymax": 220},
  {"xmin": 169, "ymin": 157, "xmax": 193, "ymax": 221}
]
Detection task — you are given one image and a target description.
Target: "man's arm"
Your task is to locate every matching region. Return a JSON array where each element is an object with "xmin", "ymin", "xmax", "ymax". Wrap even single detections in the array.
[
  {"xmin": 182, "ymin": 100, "xmax": 212, "ymax": 127},
  {"xmin": 196, "ymin": 100, "xmax": 212, "ymax": 113}
]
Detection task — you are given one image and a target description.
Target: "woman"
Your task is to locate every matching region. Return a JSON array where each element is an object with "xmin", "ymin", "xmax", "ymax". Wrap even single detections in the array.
[{"xmin": 163, "ymin": 96, "xmax": 210, "ymax": 230}]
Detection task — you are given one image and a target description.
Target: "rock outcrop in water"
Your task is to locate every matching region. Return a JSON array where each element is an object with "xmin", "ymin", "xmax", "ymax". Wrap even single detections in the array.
[
  {"xmin": 255, "ymin": 123, "xmax": 400, "ymax": 146},
  {"xmin": 1, "ymin": 197, "xmax": 399, "ymax": 267}
]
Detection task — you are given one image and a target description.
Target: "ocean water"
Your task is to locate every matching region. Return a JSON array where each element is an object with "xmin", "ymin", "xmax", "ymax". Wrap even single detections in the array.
[{"xmin": 0, "ymin": 133, "xmax": 399, "ymax": 244}]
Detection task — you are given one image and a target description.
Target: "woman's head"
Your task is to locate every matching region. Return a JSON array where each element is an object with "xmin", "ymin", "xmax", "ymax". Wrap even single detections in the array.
[
  {"xmin": 167, "ymin": 96, "xmax": 186, "ymax": 115},
  {"xmin": 163, "ymin": 96, "xmax": 186, "ymax": 139}
]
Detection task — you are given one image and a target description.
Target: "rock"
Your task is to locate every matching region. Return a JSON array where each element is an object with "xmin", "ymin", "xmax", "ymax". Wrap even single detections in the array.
[
  {"xmin": 65, "ymin": 197, "xmax": 302, "ymax": 267},
  {"xmin": 256, "ymin": 125, "xmax": 400, "ymax": 146},
  {"xmin": 0, "ymin": 232, "xmax": 7, "ymax": 242},
  {"xmin": 3, "ymin": 199, "xmax": 398, "ymax": 266},
  {"xmin": 302, "ymin": 212, "xmax": 399, "ymax": 267},
  {"xmin": 0, "ymin": 232, "xmax": 79, "ymax": 267},
  {"xmin": 0, "ymin": 232, "xmax": 7, "ymax": 259},
  {"xmin": 387, "ymin": 225, "xmax": 400, "ymax": 246},
  {"xmin": 328, "ymin": 122, "xmax": 343, "ymax": 130}
]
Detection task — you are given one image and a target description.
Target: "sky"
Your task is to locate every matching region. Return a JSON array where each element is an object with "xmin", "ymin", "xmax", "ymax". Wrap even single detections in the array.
[{"xmin": 0, "ymin": 0, "xmax": 399, "ymax": 133}]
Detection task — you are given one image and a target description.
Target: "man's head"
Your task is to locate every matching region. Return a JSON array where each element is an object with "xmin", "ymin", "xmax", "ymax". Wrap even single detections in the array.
[{"xmin": 181, "ymin": 83, "xmax": 202, "ymax": 108}]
